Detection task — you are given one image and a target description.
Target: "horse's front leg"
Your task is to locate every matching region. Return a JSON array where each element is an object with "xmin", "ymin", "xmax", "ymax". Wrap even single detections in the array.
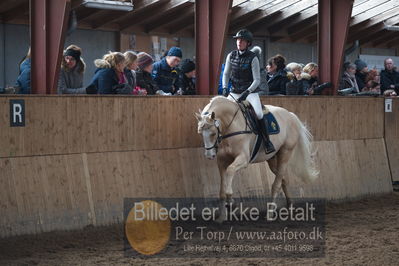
[
  {"xmin": 216, "ymin": 154, "xmax": 249, "ymax": 223},
  {"xmin": 216, "ymin": 158, "xmax": 228, "ymax": 223}
]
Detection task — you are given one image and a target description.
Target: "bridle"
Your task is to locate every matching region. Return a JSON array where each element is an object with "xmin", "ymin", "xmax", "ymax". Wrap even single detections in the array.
[{"xmin": 203, "ymin": 108, "xmax": 252, "ymax": 152}]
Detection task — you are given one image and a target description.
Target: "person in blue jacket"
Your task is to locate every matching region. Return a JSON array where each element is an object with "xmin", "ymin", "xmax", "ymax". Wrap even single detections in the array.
[
  {"xmin": 86, "ymin": 51, "xmax": 126, "ymax": 94},
  {"xmin": 16, "ymin": 48, "xmax": 31, "ymax": 94},
  {"xmin": 152, "ymin": 46, "xmax": 182, "ymax": 95}
]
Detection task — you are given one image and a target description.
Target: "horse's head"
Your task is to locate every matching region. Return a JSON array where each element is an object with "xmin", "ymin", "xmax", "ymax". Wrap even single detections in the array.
[{"xmin": 195, "ymin": 110, "xmax": 220, "ymax": 160}]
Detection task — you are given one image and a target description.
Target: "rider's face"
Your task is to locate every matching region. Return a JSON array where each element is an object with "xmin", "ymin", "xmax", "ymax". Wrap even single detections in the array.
[{"xmin": 236, "ymin": 38, "xmax": 248, "ymax": 51}]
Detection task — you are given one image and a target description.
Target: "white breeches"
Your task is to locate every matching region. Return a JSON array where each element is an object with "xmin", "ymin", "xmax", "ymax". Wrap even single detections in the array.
[{"xmin": 229, "ymin": 92, "xmax": 263, "ymax": 119}]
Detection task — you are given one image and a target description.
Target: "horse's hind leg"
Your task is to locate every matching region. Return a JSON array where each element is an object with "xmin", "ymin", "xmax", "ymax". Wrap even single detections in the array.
[{"xmin": 271, "ymin": 148, "xmax": 293, "ymax": 203}]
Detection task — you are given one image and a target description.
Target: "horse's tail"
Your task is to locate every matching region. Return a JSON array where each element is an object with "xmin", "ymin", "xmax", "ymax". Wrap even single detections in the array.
[{"xmin": 289, "ymin": 113, "xmax": 319, "ymax": 183}]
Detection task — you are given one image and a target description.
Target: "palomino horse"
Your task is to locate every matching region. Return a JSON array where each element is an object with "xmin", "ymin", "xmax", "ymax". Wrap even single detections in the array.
[{"xmin": 195, "ymin": 96, "xmax": 318, "ymax": 222}]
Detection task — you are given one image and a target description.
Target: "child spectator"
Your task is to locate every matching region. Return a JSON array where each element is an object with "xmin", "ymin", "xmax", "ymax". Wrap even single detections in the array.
[
  {"xmin": 136, "ymin": 52, "xmax": 158, "ymax": 95},
  {"xmin": 176, "ymin": 59, "xmax": 196, "ymax": 95},
  {"xmin": 16, "ymin": 47, "xmax": 31, "ymax": 94},
  {"xmin": 57, "ymin": 45, "xmax": 86, "ymax": 94},
  {"xmin": 86, "ymin": 51, "xmax": 126, "ymax": 94},
  {"xmin": 152, "ymin": 46, "xmax": 182, "ymax": 94},
  {"xmin": 266, "ymin": 54, "xmax": 289, "ymax": 95}
]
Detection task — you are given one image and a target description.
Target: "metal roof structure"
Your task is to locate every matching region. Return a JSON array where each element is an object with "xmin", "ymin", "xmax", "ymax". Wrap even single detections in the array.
[{"xmin": 0, "ymin": 0, "xmax": 398, "ymax": 48}]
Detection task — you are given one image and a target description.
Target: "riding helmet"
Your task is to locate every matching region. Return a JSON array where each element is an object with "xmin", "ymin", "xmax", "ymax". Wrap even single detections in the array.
[{"xmin": 233, "ymin": 29, "xmax": 253, "ymax": 45}]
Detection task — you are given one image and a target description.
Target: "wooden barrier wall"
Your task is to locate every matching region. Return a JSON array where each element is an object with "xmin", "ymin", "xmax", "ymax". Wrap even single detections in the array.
[
  {"xmin": 0, "ymin": 96, "xmax": 394, "ymax": 237},
  {"xmin": 385, "ymin": 97, "xmax": 399, "ymax": 182}
]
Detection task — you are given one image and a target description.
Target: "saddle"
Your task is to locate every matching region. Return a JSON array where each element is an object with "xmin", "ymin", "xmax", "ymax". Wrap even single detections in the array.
[{"xmin": 239, "ymin": 101, "xmax": 280, "ymax": 135}]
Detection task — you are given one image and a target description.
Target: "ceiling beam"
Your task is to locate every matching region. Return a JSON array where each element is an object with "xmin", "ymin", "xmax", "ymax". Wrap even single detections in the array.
[
  {"xmin": 351, "ymin": 0, "xmax": 390, "ymax": 17},
  {"xmin": 0, "ymin": 0, "xmax": 25, "ymax": 13},
  {"xmin": 161, "ymin": 10, "xmax": 194, "ymax": 34},
  {"xmin": 348, "ymin": 14, "xmax": 399, "ymax": 43},
  {"xmin": 230, "ymin": 0, "xmax": 274, "ymax": 21},
  {"xmin": 268, "ymin": 5, "xmax": 317, "ymax": 35},
  {"xmin": 229, "ymin": 0, "xmax": 304, "ymax": 33},
  {"xmin": 267, "ymin": 0, "xmax": 391, "ymax": 38},
  {"xmin": 241, "ymin": 0, "xmax": 317, "ymax": 34},
  {"xmin": 144, "ymin": 4, "xmax": 193, "ymax": 32},
  {"xmin": 120, "ymin": 0, "xmax": 191, "ymax": 32},
  {"xmin": 1, "ymin": 2, "xmax": 29, "ymax": 23},
  {"xmin": 358, "ymin": 29, "xmax": 388, "ymax": 45},
  {"xmin": 372, "ymin": 30, "xmax": 399, "ymax": 47},
  {"xmin": 386, "ymin": 36, "xmax": 399, "ymax": 48},
  {"xmin": 350, "ymin": 0, "xmax": 398, "ymax": 26},
  {"xmin": 95, "ymin": 0, "xmax": 163, "ymax": 30}
]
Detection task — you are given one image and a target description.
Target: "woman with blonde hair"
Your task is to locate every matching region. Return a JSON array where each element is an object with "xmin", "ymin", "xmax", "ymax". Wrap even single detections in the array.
[
  {"xmin": 57, "ymin": 44, "xmax": 86, "ymax": 94},
  {"xmin": 122, "ymin": 51, "xmax": 146, "ymax": 95},
  {"xmin": 86, "ymin": 51, "xmax": 126, "ymax": 94},
  {"xmin": 285, "ymin": 62, "xmax": 311, "ymax": 95}
]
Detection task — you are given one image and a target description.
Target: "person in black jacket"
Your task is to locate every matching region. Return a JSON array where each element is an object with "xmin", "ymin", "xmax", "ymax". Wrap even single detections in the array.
[
  {"xmin": 354, "ymin": 59, "xmax": 368, "ymax": 91},
  {"xmin": 176, "ymin": 59, "xmax": 196, "ymax": 95},
  {"xmin": 380, "ymin": 58, "xmax": 399, "ymax": 94},
  {"xmin": 266, "ymin": 54, "xmax": 289, "ymax": 95},
  {"xmin": 285, "ymin": 62, "xmax": 311, "ymax": 95},
  {"xmin": 136, "ymin": 52, "xmax": 158, "ymax": 95}
]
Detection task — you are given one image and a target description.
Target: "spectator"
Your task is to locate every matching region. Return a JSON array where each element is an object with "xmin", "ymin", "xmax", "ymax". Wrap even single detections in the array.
[
  {"xmin": 364, "ymin": 69, "xmax": 380, "ymax": 93},
  {"xmin": 380, "ymin": 58, "xmax": 399, "ymax": 95},
  {"xmin": 266, "ymin": 54, "xmax": 289, "ymax": 95},
  {"xmin": 339, "ymin": 62, "xmax": 359, "ymax": 93},
  {"xmin": 86, "ymin": 51, "xmax": 126, "ymax": 94},
  {"xmin": 136, "ymin": 52, "xmax": 158, "ymax": 95},
  {"xmin": 176, "ymin": 59, "xmax": 196, "ymax": 95},
  {"xmin": 57, "ymin": 45, "xmax": 86, "ymax": 94},
  {"xmin": 354, "ymin": 59, "xmax": 368, "ymax": 91},
  {"xmin": 152, "ymin": 46, "xmax": 182, "ymax": 95},
  {"xmin": 124, "ymin": 51, "xmax": 138, "ymax": 89},
  {"xmin": 16, "ymin": 47, "xmax": 31, "ymax": 94},
  {"xmin": 285, "ymin": 62, "xmax": 310, "ymax": 95}
]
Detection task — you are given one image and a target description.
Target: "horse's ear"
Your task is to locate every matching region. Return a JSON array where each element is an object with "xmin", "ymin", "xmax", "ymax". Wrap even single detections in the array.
[
  {"xmin": 211, "ymin": 112, "xmax": 215, "ymax": 120},
  {"xmin": 194, "ymin": 112, "xmax": 202, "ymax": 121}
]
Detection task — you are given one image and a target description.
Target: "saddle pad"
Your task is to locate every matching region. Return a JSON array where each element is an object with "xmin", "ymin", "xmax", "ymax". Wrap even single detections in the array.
[{"xmin": 264, "ymin": 112, "xmax": 280, "ymax": 135}]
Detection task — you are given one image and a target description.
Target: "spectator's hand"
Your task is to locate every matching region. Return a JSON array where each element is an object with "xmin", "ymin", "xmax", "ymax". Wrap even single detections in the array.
[
  {"xmin": 86, "ymin": 84, "xmax": 97, "ymax": 94},
  {"xmin": 237, "ymin": 90, "xmax": 250, "ymax": 102},
  {"xmin": 138, "ymin": 89, "xmax": 147, "ymax": 96},
  {"xmin": 307, "ymin": 88, "xmax": 314, "ymax": 95},
  {"xmin": 222, "ymin": 88, "xmax": 229, "ymax": 97}
]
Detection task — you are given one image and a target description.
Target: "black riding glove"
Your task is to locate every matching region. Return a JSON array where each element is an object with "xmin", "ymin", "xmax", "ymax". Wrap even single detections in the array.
[
  {"xmin": 222, "ymin": 88, "xmax": 229, "ymax": 97},
  {"xmin": 237, "ymin": 90, "xmax": 250, "ymax": 102}
]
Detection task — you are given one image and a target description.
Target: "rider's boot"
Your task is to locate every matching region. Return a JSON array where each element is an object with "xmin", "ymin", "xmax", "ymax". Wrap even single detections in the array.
[{"xmin": 258, "ymin": 116, "xmax": 275, "ymax": 154}]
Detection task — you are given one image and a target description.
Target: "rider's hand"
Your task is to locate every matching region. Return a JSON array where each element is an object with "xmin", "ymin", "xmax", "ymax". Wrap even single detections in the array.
[
  {"xmin": 222, "ymin": 88, "xmax": 229, "ymax": 97},
  {"xmin": 237, "ymin": 90, "xmax": 250, "ymax": 102}
]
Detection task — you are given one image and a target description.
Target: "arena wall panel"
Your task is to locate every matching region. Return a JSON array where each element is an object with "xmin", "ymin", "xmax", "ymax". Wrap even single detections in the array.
[
  {"xmin": 384, "ymin": 97, "xmax": 399, "ymax": 182},
  {"xmin": 0, "ymin": 96, "xmax": 394, "ymax": 237}
]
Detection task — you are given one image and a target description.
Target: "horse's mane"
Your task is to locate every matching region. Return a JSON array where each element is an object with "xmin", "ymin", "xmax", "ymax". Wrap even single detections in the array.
[{"xmin": 203, "ymin": 96, "xmax": 234, "ymax": 114}]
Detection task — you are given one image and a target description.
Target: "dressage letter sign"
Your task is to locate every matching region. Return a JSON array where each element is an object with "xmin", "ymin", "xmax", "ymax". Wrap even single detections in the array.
[{"xmin": 10, "ymin": 99, "xmax": 25, "ymax": 127}]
